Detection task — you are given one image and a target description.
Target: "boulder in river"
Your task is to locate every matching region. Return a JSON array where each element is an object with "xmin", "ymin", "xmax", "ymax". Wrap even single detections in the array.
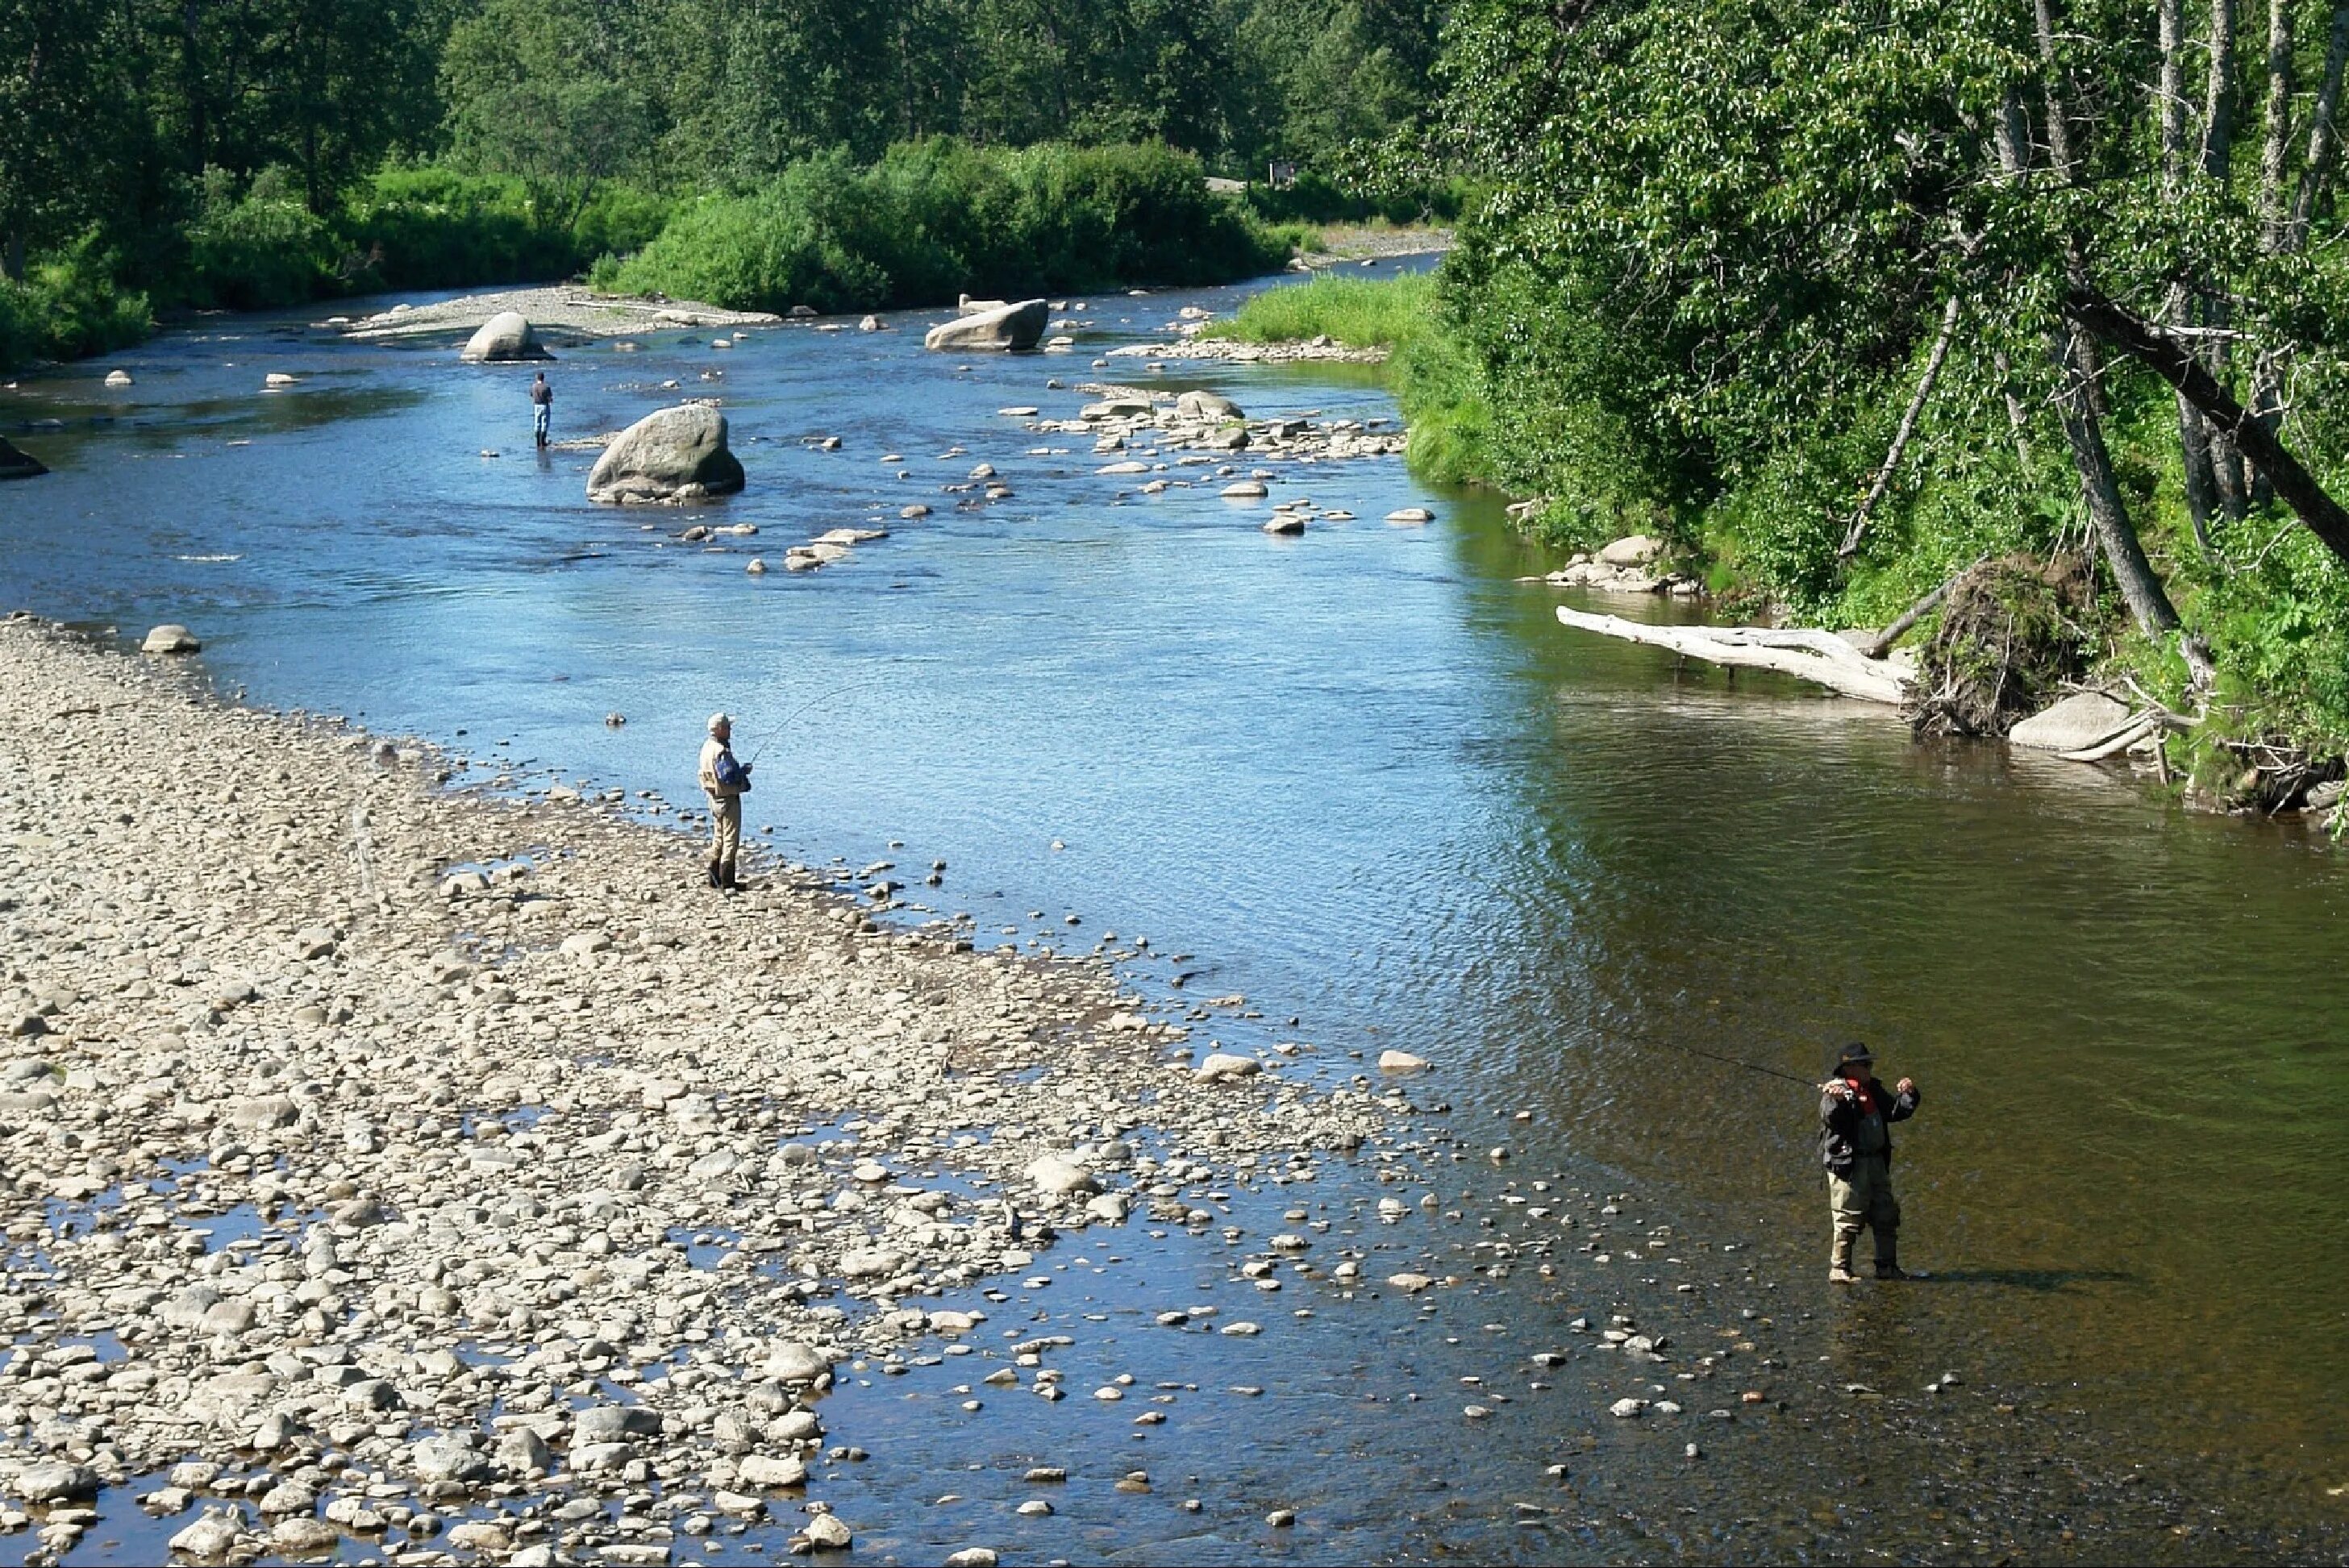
[
  {"xmin": 587, "ymin": 404, "xmax": 745, "ymax": 504},
  {"xmin": 104, "ymin": 369, "xmax": 133, "ymax": 388},
  {"xmin": 1599, "ymin": 533, "xmax": 1664, "ymax": 566},
  {"xmin": 459, "ymin": 311, "xmax": 552, "ymax": 363},
  {"xmin": 1177, "ymin": 389, "xmax": 1242, "ymax": 420},
  {"xmin": 0, "ymin": 436, "xmax": 46, "ymax": 480},
  {"xmin": 2007, "ymin": 690, "xmax": 2137, "ymax": 753},
  {"xmin": 924, "ymin": 299, "xmax": 1048, "ymax": 353},
  {"xmin": 142, "ymin": 624, "xmax": 201, "ymax": 655}
]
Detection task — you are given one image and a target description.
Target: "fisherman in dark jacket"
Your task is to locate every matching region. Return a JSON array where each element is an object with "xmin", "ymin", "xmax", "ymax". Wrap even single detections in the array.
[{"xmin": 1819, "ymin": 1042, "xmax": 1920, "ymax": 1283}]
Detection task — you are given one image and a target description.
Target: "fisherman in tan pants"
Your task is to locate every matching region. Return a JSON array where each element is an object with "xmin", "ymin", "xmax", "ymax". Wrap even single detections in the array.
[
  {"xmin": 698, "ymin": 712, "xmax": 751, "ymax": 890},
  {"xmin": 1819, "ymin": 1042, "xmax": 1921, "ymax": 1283}
]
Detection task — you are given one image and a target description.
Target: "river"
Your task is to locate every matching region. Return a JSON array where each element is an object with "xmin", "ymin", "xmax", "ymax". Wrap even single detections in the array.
[{"xmin": 4, "ymin": 264, "xmax": 2347, "ymax": 1562}]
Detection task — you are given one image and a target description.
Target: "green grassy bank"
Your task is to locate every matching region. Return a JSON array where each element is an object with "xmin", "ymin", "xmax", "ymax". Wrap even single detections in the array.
[
  {"xmin": 1204, "ymin": 272, "xmax": 1494, "ymax": 488},
  {"xmin": 1215, "ymin": 268, "xmax": 2349, "ymax": 798},
  {"xmin": 3, "ymin": 142, "xmax": 1306, "ymax": 372}
]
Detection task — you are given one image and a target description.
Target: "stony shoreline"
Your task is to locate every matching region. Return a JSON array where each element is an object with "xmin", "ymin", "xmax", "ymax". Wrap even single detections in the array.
[
  {"xmin": 0, "ymin": 616, "xmax": 1381, "ymax": 1562},
  {"xmin": 335, "ymin": 289, "xmax": 781, "ymax": 345}
]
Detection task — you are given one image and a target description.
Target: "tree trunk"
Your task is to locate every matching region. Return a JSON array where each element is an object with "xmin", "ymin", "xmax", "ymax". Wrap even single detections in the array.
[
  {"xmin": 2069, "ymin": 289, "xmax": 2349, "ymax": 567},
  {"xmin": 2261, "ymin": 0, "xmax": 2295, "ymax": 247},
  {"xmin": 2289, "ymin": 6, "xmax": 2349, "ymax": 250},
  {"xmin": 1554, "ymin": 609, "xmax": 1910, "ymax": 705},
  {"xmin": 2204, "ymin": 0, "xmax": 2239, "ymax": 177},
  {"xmin": 2201, "ymin": 0, "xmax": 2253, "ymax": 521},
  {"xmin": 2160, "ymin": 0, "xmax": 2192, "ymax": 183},
  {"xmin": 1993, "ymin": 348, "xmax": 2035, "ymax": 469},
  {"xmin": 2034, "ymin": 0, "xmax": 2078, "ymax": 170},
  {"xmin": 1840, "ymin": 296, "xmax": 1960, "ymax": 558},
  {"xmin": 2054, "ymin": 326, "xmax": 2184, "ymax": 634}
]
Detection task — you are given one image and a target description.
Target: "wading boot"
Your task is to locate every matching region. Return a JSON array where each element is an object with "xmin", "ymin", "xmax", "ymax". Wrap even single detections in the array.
[
  {"xmin": 1875, "ymin": 1259, "xmax": 1908, "ymax": 1280},
  {"xmin": 1828, "ymin": 1234, "xmax": 1860, "ymax": 1285}
]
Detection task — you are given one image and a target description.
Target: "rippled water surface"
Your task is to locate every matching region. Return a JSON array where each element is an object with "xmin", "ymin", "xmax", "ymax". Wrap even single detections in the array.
[{"xmin": 6, "ymin": 266, "xmax": 2348, "ymax": 1562}]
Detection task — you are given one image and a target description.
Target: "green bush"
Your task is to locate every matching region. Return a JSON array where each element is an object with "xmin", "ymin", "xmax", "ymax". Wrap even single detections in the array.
[
  {"xmin": 1241, "ymin": 172, "xmax": 1467, "ymax": 227},
  {"xmin": 0, "ymin": 234, "xmax": 151, "ymax": 365},
  {"xmin": 616, "ymin": 139, "xmax": 1292, "ymax": 313},
  {"xmin": 185, "ymin": 168, "xmax": 338, "ymax": 310},
  {"xmin": 341, "ymin": 166, "xmax": 672, "ymax": 292},
  {"xmin": 1207, "ymin": 270, "xmax": 1500, "ymax": 490}
]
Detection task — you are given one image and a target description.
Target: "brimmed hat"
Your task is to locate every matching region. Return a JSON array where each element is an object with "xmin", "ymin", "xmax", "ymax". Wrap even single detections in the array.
[
  {"xmin": 1832, "ymin": 1042, "xmax": 1875, "ymax": 1072},
  {"xmin": 707, "ymin": 712, "xmax": 731, "ymax": 734}
]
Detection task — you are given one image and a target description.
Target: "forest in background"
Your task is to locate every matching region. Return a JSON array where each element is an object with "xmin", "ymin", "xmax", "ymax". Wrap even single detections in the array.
[
  {"xmin": 0, "ymin": 0, "xmax": 1447, "ymax": 361},
  {"xmin": 15, "ymin": 0, "xmax": 2349, "ymax": 792}
]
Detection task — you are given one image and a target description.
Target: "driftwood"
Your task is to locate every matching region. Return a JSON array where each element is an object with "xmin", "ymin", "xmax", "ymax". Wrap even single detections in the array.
[{"xmin": 1555, "ymin": 607, "xmax": 1910, "ymax": 704}]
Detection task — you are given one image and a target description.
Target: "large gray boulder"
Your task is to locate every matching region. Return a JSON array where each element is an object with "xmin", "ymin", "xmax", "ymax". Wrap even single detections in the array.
[
  {"xmin": 1177, "ymin": 389, "xmax": 1242, "ymax": 421},
  {"xmin": 588, "ymin": 404, "xmax": 745, "ymax": 504},
  {"xmin": 2008, "ymin": 690, "xmax": 2136, "ymax": 753},
  {"xmin": 924, "ymin": 299, "xmax": 1048, "ymax": 353},
  {"xmin": 0, "ymin": 436, "xmax": 44, "ymax": 480},
  {"xmin": 459, "ymin": 311, "xmax": 551, "ymax": 363}
]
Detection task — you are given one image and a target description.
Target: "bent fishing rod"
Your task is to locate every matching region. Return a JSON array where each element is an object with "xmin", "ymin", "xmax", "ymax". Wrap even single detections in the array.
[
  {"xmin": 740, "ymin": 674, "xmax": 893, "ymax": 767},
  {"xmin": 1596, "ymin": 1022, "xmax": 1823, "ymax": 1088}
]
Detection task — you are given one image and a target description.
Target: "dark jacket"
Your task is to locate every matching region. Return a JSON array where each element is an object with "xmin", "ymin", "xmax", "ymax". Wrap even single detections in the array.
[
  {"xmin": 1818, "ymin": 1076, "xmax": 1919, "ymax": 1173},
  {"xmin": 530, "ymin": 379, "xmax": 552, "ymax": 406}
]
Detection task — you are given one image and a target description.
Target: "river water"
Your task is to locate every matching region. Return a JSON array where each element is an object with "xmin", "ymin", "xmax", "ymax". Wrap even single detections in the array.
[{"xmin": 4, "ymin": 266, "xmax": 2347, "ymax": 1563}]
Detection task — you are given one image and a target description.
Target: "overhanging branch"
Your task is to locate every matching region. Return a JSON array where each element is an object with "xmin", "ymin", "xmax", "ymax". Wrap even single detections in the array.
[{"xmin": 2065, "ymin": 289, "xmax": 2349, "ymax": 567}]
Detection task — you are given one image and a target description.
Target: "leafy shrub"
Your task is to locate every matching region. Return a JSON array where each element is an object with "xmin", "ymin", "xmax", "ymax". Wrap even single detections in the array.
[
  {"xmin": 0, "ymin": 233, "xmax": 151, "ymax": 365},
  {"xmin": 185, "ymin": 168, "xmax": 337, "ymax": 310},
  {"xmin": 342, "ymin": 166, "xmax": 671, "ymax": 291},
  {"xmin": 617, "ymin": 139, "xmax": 1291, "ymax": 313},
  {"xmin": 1242, "ymin": 172, "xmax": 1467, "ymax": 226}
]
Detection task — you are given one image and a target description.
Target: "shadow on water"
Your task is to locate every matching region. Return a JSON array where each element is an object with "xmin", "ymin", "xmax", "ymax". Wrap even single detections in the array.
[{"xmin": 1911, "ymin": 1267, "xmax": 2138, "ymax": 1291}]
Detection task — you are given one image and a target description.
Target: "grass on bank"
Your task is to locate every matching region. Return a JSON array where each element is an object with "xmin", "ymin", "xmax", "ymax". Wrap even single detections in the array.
[
  {"xmin": 3, "ymin": 141, "xmax": 1313, "ymax": 372},
  {"xmin": 1206, "ymin": 271, "xmax": 1496, "ymax": 489},
  {"xmin": 608, "ymin": 141, "xmax": 1297, "ymax": 314}
]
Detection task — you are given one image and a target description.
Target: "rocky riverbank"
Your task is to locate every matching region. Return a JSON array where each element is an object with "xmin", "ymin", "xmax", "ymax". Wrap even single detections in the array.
[
  {"xmin": 0, "ymin": 615, "xmax": 1381, "ymax": 1562},
  {"xmin": 336, "ymin": 290, "xmax": 780, "ymax": 346}
]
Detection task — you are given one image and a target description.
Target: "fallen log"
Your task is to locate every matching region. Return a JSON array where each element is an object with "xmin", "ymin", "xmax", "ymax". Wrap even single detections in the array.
[{"xmin": 1555, "ymin": 607, "xmax": 1910, "ymax": 705}]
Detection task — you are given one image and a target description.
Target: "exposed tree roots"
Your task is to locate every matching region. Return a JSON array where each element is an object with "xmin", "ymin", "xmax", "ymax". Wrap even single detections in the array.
[{"xmin": 1905, "ymin": 553, "xmax": 2098, "ymax": 738}]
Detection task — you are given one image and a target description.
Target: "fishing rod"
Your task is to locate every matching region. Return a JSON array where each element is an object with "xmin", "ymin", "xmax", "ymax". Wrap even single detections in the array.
[
  {"xmin": 740, "ymin": 674, "xmax": 893, "ymax": 767},
  {"xmin": 1599, "ymin": 1021, "xmax": 1824, "ymax": 1088}
]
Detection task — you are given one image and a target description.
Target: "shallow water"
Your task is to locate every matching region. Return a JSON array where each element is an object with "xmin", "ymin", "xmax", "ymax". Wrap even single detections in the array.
[{"xmin": 5, "ymin": 266, "xmax": 2348, "ymax": 1561}]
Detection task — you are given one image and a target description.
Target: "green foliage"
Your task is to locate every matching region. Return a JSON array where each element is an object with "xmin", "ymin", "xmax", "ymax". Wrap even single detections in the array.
[
  {"xmin": 1239, "ymin": 172, "xmax": 1464, "ymax": 227},
  {"xmin": 0, "ymin": 233, "xmax": 150, "ymax": 364},
  {"xmin": 184, "ymin": 169, "xmax": 338, "ymax": 310},
  {"xmin": 1208, "ymin": 269, "xmax": 1498, "ymax": 488},
  {"xmin": 344, "ymin": 167, "xmax": 671, "ymax": 291},
  {"xmin": 617, "ymin": 141, "xmax": 1289, "ymax": 313},
  {"xmin": 1420, "ymin": 0, "xmax": 2349, "ymax": 764}
]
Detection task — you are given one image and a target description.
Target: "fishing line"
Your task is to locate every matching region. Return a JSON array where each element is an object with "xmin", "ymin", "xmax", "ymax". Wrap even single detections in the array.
[
  {"xmin": 1600, "ymin": 1022, "xmax": 1822, "ymax": 1088},
  {"xmin": 741, "ymin": 674, "xmax": 893, "ymax": 766}
]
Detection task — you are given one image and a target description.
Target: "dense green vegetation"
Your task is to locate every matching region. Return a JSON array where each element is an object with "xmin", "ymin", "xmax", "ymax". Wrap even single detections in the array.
[
  {"xmin": 1212, "ymin": 0, "xmax": 2349, "ymax": 789},
  {"xmin": 1207, "ymin": 272, "xmax": 1493, "ymax": 481},
  {"xmin": 1423, "ymin": 0, "xmax": 2349, "ymax": 786},
  {"xmin": 1, "ymin": 0, "xmax": 1451, "ymax": 368},
  {"xmin": 610, "ymin": 142, "xmax": 1295, "ymax": 314}
]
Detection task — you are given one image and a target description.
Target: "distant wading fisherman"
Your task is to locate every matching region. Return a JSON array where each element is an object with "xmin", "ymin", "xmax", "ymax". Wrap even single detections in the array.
[
  {"xmin": 531, "ymin": 371, "xmax": 552, "ymax": 448},
  {"xmin": 1819, "ymin": 1042, "xmax": 1921, "ymax": 1283},
  {"xmin": 698, "ymin": 713, "xmax": 752, "ymax": 890}
]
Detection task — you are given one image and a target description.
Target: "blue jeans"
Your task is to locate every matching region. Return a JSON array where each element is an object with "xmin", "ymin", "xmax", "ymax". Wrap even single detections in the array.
[{"xmin": 533, "ymin": 403, "xmax": 550, "ymax": 443}]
